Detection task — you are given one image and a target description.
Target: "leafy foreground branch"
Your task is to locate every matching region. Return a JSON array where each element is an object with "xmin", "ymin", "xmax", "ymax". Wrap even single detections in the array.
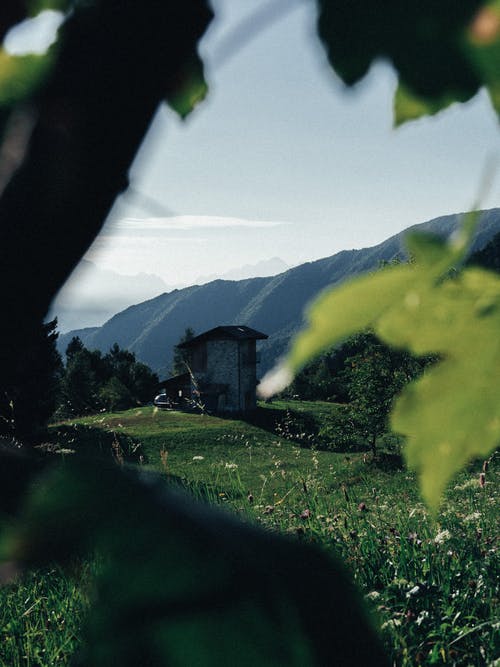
[{"xmin": 262, "ymin": 215, "xmax": 500, "ymax": 509}]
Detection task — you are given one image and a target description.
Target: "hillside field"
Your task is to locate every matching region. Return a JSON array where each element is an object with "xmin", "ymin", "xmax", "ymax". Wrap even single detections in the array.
[{"xmin": 1, "ymin": 403, "xmax": 498, "ymax": 666}]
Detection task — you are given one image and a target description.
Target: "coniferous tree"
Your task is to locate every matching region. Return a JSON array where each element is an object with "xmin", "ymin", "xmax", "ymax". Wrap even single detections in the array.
[
  {"xmin": 60, "ymin": 346, "xmax": 102, "ymax": 417},
  {"xmin": 65, "ymin": 336, "xmax": 85, "ymax": 362},
  {"xmin": 59, "ymin": 341, "xmax": 158, "ymax": 416},
  {"xmin": 0, "ymin": 319, "xmax": 63, "ymax": 442}
]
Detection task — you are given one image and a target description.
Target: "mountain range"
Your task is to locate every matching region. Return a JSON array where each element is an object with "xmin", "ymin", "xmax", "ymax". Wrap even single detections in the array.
[
  {"xmin": 57, "ymin": 209, "xmax": 500, "ymax": 378},
  {"xmin": 49, "ymin": 257, "xmax": 290, "ymax": 332},
  {"xmin": 194, "ymin": 257, "xmax": 290, "ymax": 284}
]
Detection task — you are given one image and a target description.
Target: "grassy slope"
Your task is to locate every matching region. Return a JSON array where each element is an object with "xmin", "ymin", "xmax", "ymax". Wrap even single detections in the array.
[{"xmin": 1, "ymin": 403, "xmax": 498, "ymax": 666}]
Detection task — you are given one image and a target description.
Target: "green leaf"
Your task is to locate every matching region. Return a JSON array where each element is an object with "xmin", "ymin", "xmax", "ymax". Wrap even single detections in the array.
[
  {"xmin": 284, "ymin": 214, "xmax": 500, "ymax": 509},
  {"xmin": 316, "ymin": 1, "xmax": 483, "ymax": 98},
  {"xmin": 288, "ymin": 263, "xmax": 416, "ymax": 373},
  {"xmin": 384, "ymin": 268, "xmax": 500, "ymax": 507},
  {"xmin": 464, "ymin": 1, "xmax": 500, "ymax": 114},
  {"xmin": 288, "ymin": 222, "xmax": 473, "ymax": 375},
  {"xmin": 165, "ymin": 54, "xmax": 208, "ymax": 119},
  {"xmin": 394, "ymin": 83, "xmax": 459, "ymax": 126},
  {"xmin": 314, "ymin": 1, "xmax": 500, "ymax": 123},
  {"xmin": 28, "ymin": 1, "xmax": 71, "ymax": 13}
]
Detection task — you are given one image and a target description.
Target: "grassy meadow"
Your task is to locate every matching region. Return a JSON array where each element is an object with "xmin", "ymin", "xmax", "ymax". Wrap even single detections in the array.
[{"xmin": 0, "ymin": 402, "xmax": 498, "ymax": 666}]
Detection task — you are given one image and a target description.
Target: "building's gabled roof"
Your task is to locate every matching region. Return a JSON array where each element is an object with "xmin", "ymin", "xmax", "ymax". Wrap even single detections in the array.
[
  {"xmin": 159, "ymin": 372, "xmax": 190, "ymax": 387},
  {"xmin": 178, "ymin": 325, "xmax": 268, "ymax": 348}
]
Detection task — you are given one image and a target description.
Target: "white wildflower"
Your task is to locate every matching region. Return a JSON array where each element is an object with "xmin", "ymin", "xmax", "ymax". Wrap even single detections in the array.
[
  {"xmin": 406, "ymin": 585, "xmax": 421, "ymax": 598},
  {"xmin": 416, "ymin": 611, "xmax": 429, "ymax": 626},
  {"xmin": 434, "ymin": 529, "xmax": 452, "ymax": 544},
  {"xmin": 365, "ymin": 591, "xmax": 381, "ymax": 600},
  {"xmin": 192, "ymin": 455, "xmax": 204, "ymax": 461},
  {"xmin": 225, "ymin": 463, "xmax": 238, "ymax": 469},
  {"xmin": 454, "ymin": 479, "xmax": 477, "ymax": 491}
]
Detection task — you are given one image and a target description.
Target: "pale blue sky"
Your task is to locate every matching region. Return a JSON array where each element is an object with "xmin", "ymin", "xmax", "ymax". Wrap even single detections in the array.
[
  {"xmin": 86, "ymin": 0, "xmax": 500, "ymax": 285},
  {"xmin": 7, "ymin": 2, "xmax": 500, "ymax": 289}
]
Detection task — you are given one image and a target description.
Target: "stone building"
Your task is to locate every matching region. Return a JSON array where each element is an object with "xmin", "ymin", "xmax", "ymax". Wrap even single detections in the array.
[{"xmin": 175, "ymin": 325, "xmax": 268, "ymax": 413}]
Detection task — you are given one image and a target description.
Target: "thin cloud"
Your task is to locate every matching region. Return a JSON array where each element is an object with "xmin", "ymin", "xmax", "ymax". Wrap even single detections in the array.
[
  {"xmin": 114, "ymin": 215, "xmax": 291, "ymax": 231},
  {"xmin": 91, "ymin": 235, "xmax": 207, "ymax": 245}
]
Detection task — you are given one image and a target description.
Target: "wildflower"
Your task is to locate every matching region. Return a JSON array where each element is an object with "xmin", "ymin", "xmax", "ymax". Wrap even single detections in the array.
[
  {"xmin": 415, "ymin": 611, "xmax": 429, "ymax": 626},
  {"xmin": 263, "ymin": 505, "xmax": 274, "ymax": 514},
  {"xmin": 358, "ymin": 502, "xmax": 368, "ymax": 512},
  {"xmin": 406, "ymin": 585, "xmax": 421, "ymax": 598},
  {"xmin": 300, "ymin": 509, "xmax": 311, "ymax": 520},
  {"xmin": 225, "ymin": 462, "xmax": 238, "ymax": 469},
  {"xmin": 365, "ymin": 591, "xmax": 381, "ymax": 601},
  {"xmin": 434, "ymin": 529, "xmax": 451, "ymax": 544},
  {"xmin": 464, "ymin": 511, "xmax": 481, "ymax": 522},
  {"xmin": 192, "ymin": 455, "xmax": 204, "ymax": 461},
  {"xmin": 454, "ymin": 478, "xmax": 477, "ymax": 491}
]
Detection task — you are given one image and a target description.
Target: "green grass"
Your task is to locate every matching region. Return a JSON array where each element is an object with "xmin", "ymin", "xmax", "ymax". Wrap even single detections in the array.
[
  {"xmin": 1, "ymin": 402, "xmax": 499, "ymax": 666},
  {"xmin": 0, "ymin": 562, "xmax": 95, "ymax": 667}
]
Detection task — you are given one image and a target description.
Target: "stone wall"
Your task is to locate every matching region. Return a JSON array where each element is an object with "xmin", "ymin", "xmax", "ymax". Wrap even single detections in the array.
[{"xmin": 193, "ymin": 339, "xmax": 258, "ymax": 411}]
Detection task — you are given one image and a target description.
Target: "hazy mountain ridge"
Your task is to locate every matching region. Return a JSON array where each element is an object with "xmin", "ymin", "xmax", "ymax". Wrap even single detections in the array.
[
  {"xmin": 58, "ymin": 209, "xmax": 500, "ymax": 377},
  {"xmin": 49, "ymin": 260, "xmax": 168, "ymax": 331},
  {"xmin": 50, "ymin": 257, "xmax": 290, "ymax": 332},
  {"xmin": 194, "ymin": 257, "xmax": 289, "ymax": 284}
]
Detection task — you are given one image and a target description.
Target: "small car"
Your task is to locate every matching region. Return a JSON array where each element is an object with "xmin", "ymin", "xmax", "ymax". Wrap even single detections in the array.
[{"xmin": 153, "ymin": 393, "xmax": 172, "ymax": 409}]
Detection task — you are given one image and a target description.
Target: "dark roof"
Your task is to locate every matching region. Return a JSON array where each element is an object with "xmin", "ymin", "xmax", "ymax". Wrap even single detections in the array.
[
  {"xmin": 159, "ymin": 372, "xmax": 190, "ymax": 387},
  {"xmin": 178, "ymin": 325, "xmax": 268, "ymax": 348}
]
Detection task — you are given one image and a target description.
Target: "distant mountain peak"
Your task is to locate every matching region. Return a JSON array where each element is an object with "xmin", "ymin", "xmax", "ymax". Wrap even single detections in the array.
[{"xmin": 194, "ymin": 257, "xmax": 289, "ymax": 284}]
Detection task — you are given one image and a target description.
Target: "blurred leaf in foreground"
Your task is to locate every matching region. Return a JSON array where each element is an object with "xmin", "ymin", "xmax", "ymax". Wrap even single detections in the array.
[
  {"xmin": 1, "ymin": 462, "xmax": 387, "ymax": 666},
  {"xmin": 165, "ymin": 53, "xmax": 208, "ymax": 119},
  {"xmin": 261, "ymin": 214, "xmax": 500, "ymax": 509},
  {"xmin": 315, "ymin": 0, "xmax": 500, "ymax": 124}
]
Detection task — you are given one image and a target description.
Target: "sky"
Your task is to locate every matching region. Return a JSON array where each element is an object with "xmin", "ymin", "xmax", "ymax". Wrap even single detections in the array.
[{"xmin": 6, "ymin": 1, "xmax": 500, "ymax": 305}]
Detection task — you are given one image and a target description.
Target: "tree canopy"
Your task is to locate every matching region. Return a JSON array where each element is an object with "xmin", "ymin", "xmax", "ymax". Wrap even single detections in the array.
[{"xmin": 59, "ymin": 338, "xmax": 159, "ymax": 416}]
